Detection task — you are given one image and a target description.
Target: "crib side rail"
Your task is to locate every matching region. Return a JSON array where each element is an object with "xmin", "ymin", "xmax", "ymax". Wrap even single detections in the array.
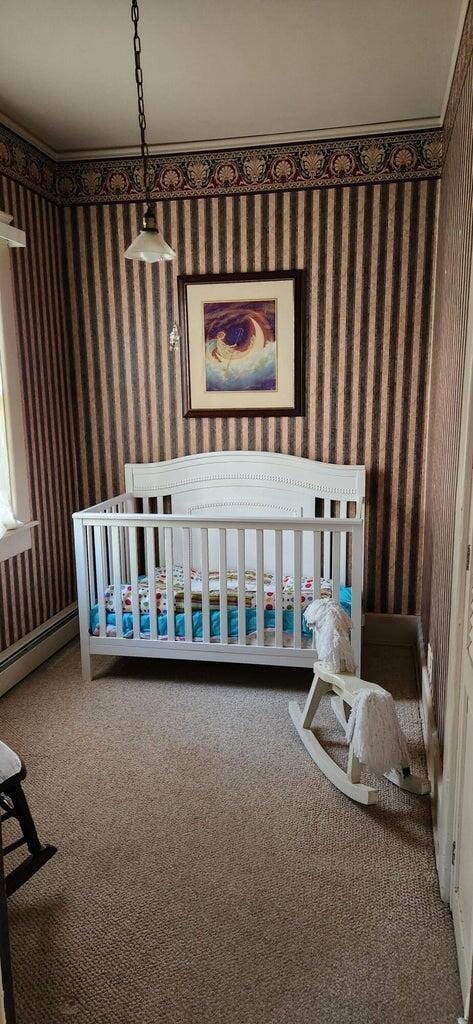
[
  {"xmin": 74, "ymin": 494, "xmax": 130, "ymax": 514},
  {"xmin": 73, "ymin": 512, "xmax": 364, "ymax": 671},
  {"xmin": 73, "ymin": 510, "xmax": 362, "ymax": 530}
]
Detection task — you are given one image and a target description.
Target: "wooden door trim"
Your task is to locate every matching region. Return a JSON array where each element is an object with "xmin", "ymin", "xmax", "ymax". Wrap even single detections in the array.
[{"xmin": 437, "ymin": 244, "xmax": 473, "ymax": 904}]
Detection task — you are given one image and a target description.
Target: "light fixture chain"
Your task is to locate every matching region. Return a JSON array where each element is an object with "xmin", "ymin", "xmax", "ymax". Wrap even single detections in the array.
[{"xmin": 131, "ymin": 0, "xmax": 151, "ymax": 202}]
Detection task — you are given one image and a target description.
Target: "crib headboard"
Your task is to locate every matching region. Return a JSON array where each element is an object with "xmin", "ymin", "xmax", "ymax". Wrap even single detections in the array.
[
  {"xmin": 125, "ymin": 451, "xmax": 365, "ymax": 515},
  {"xmin": 125, "ymin": 452, "xmax": 365, "ymax": 579}
]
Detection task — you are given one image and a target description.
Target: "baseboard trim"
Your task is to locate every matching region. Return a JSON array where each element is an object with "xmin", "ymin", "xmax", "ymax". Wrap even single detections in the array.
[
  {"xmin": 364, "ymin": 612, "xmax": 419, "ymax": 647},
  {"xmin": 0, "ymin": 604, "xmax": 78, "ymax": 697}
]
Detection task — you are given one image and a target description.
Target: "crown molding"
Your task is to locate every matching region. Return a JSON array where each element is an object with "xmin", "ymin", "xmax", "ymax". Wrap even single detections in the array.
[
  {"xmin": 0, "ymin": 109, "xmax": 441, "ymax": 163},
  {"xmin": 0, "ymin": 110, "xmax": 57, "ymax": 160},
  {"xmin": 440, "ymin": 0, "xmax": 471, "ymax": 125},
  {"xmin": 443, "ymin": 0, "xmax": 473, "ymax": 152},
  {"xmin": 54, "ymin": 117, "xmax": 441, "ymax": 162}
]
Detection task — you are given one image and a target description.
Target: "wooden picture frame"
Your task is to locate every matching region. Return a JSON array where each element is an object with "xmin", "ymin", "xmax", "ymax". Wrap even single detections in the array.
[{"xmin": 177, "ymin": 270, "xmax": 305, "ymax": 417}]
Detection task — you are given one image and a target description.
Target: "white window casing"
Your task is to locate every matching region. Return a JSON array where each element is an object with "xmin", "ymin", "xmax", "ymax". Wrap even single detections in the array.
[{"xmin": 0, "ymin": 212, "xmax": 37, "ymax": 563}]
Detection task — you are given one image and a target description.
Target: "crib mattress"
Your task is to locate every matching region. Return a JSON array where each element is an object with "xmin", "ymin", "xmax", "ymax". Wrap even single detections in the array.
[
  {"xmin": 103, "ymin": 566, "xmax": 341, "ymax": 615},
  {"xmin": 90, "ymin": 568, "xmax": 352, "ymax": 642}
]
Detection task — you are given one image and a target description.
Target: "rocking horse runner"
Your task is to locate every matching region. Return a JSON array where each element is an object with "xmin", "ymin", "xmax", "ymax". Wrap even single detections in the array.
[{"xmin": 289, "ymin": 600, "xmax": 430, "ymax": 805}]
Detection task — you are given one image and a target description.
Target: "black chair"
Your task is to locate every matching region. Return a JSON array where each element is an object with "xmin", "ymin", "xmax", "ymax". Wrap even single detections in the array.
[{"xmin": 0, "ymin": 753, "xmax": 57, "ymax": 897}]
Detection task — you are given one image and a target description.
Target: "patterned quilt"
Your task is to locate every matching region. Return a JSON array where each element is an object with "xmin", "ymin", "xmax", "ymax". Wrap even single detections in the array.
[{"xmin": 103, "ymin": 567, "xmax": 334, "ymax": 616}]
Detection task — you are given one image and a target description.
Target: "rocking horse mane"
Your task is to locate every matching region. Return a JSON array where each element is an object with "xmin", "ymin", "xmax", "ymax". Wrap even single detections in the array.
[{"xmin": 304, "ymin": 598, "xmax": 356, "ymax": 674}]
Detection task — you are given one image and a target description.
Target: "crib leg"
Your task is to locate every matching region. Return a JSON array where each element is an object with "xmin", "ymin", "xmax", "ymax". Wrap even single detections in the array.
[{"xmin": 81, "ymin": 646, "xmax": 92, "ymax": 683}]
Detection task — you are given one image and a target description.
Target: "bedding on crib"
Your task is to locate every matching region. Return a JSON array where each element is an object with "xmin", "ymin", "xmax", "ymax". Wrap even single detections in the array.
[{"xmin": 89, "ymin": 565, "xmax": 352, "ymax": 643}]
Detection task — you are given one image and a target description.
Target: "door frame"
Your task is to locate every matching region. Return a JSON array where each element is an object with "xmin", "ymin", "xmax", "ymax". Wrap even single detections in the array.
[
  {"xmin": 451, "ymin": 533, "xmax": 473, "ymax": 1002},
  {"xmin": 437, "ymin": 249, "xmax": 473, "ymax": 908}
]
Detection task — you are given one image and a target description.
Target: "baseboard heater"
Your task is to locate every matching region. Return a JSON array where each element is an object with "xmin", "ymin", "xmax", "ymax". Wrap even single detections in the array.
[{"xmin": 0, "ymin": 604, "xmax": 78, "ymax": 697}]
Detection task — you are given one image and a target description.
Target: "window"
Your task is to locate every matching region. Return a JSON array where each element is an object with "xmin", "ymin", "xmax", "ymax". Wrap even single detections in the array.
[
  {"xmin": 0, "ymin": 212, "xmax": 36, "ymax": 562},
  {"xmin": 0, "ymin": 348, "xmax": 17, "ymax": 532}
]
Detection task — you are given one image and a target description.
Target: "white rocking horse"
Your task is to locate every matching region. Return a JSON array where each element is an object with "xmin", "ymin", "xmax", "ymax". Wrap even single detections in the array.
[{"xmin": 289, "ymin": 601, "xmax": 430, "ymax": 805}]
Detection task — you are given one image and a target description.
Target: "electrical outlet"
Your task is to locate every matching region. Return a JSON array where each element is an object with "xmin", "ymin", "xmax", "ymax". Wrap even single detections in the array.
[{"xmin": 427, "ymin": 642, "xmax": 433, "ymax": 683}]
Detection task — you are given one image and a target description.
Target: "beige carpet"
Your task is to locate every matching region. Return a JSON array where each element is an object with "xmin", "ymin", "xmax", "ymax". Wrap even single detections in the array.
[{"xmin": 0, "ymin": 639, "xmax": 462, "ymax": 1024}]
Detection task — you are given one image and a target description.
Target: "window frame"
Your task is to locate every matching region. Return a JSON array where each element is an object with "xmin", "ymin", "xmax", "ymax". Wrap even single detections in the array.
[{"xmin": 0, "ymin": 212, "xmax": 37, "ymax": 563}]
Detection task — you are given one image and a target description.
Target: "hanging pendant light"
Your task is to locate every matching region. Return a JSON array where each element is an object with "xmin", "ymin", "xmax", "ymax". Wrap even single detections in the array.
[{"xmin": 125, "ymin": 0, "xmax": 176, "ymax": 263}]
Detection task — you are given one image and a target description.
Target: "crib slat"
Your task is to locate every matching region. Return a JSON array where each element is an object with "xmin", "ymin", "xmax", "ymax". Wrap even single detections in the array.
[
  {"xmin": 182, "ymin": 527, "xmax": 192, "ymax": 642},
  {"xmin": 332, "ymin": 531, "xmax": 341, "ymax": 604},
  {"xmin": 87, "ymin": 526, "xmax": 96, "ymax": 607},
  {"xmin": 293, "ymin": 530, "xmax": 302, "ymax": 648},
  {"xmin": 94, "ymin": 526, "xmax": 106, "ymax": 638},
  {"xmin": 256, "ymin": 529, "xmax": 264, "ymax": 647},
  {"xmin": 105, "ymin": 520, "xmax": 113, "ymax": 588},
  {"xmin": 145, "ymin": 526, "xmax": 157, "ymax": 640},
  {"xmin": 351, "ymin": 528, "xmax": 363, "ymax": 673},
  {"xmin": 339, "ymin": 500, "xmax": 347, "ymax": 587},
  {"xmin": 123, "ymin": 497, "xmax": 132, "ymax": 580},
  {"xmin": 157, "ymin": 496, "xmax": 164, "ymax": 565},
  {"xmin": 118, "ymin": 511, "xmax": 127, "ymax": 582},
  {"xmin": 323, "ymin": 498, "xmax": 331, "ymax": 578},
  {"xmin": 275, "ymin": 529, "xmax": 283, "ymax": 648},
  {"xmin": 237, "ymin": 529, "xmax": 246, "ymax": 646},
  {"xmin": 201, "ymin": 528, "xmax": 210, "ymax": 643},
  {"xmin": 129, "ymin": 526, "xmax": 140, "ymax": 639},
  {"xmin": 142, "ymin": 497, "xmax": 150, "ymax": 514},
  {"xmin": 219, "ymin": 529, "xmax": 228, "ymax": 644},
  {"xmin": 111, "ymin": 526, "xmax": 123, "ymax": 639},
  {"xmin": 165, "ymin": 527, "xmax": 175, "ymax": 642},
  {"xmin": 313, "ymin": 530, "xmax": 321, "ymax": 600}
]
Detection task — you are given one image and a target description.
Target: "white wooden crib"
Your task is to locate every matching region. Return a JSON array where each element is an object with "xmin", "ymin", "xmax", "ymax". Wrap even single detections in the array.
[{"xmin": 73, "ymin": 451, "xmax": 365, "ymax": 681}]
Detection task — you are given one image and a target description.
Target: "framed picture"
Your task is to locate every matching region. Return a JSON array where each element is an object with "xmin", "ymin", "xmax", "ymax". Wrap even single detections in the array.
[{"xmin": 178, "ymin": 270, "xmax": 305, "ymax": 417}]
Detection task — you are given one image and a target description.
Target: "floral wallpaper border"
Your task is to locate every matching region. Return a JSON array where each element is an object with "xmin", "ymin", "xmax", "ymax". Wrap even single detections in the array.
[
  {"xmin": 0, "ymin": 120, "xmax": 442, "ymax": 206},
  {"xmin": 0, "ymin": 124, "xmax": 57, "ymax": 203}
]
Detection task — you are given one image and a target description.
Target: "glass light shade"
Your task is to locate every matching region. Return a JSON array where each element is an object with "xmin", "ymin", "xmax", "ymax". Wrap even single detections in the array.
[
  {"xmin": 125, "ymin": 227, "xmax": 176, "ymax": 263},
  {"xmin": 125, "ymin": 206, "xmax": 176, "ymax": 262}
]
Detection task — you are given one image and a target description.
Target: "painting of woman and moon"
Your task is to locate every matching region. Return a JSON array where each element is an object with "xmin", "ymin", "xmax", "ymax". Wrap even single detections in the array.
[
  {"xmin": 204, "ymin": 300, "xmax": 277, "ymax": 392},
  {"xmin": 178, "ymin": 270, "xmax": 304, "ymax": 417}
]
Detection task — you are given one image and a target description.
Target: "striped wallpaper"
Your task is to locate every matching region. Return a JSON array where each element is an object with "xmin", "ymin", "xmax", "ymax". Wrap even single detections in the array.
[
  {"xmin": 63, "ymin": 179, "xmax": 438, "ymax": 615},
  {"xmin": 0, "ymin": 175, "xmax": 77, "ymax": 652},
  {"xmin": 422, "ymin": 51, "xmax": 473, "ymax": 750}
]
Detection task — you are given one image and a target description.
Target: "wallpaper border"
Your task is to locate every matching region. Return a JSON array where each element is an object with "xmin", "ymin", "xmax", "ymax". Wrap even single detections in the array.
[
  {"xmin": 0, "ymin": 124, "xmax": 56, "ymax": 203},
  {"xmin": 0, "ymin": 121, "xmax": 442, "ymax": 205}
]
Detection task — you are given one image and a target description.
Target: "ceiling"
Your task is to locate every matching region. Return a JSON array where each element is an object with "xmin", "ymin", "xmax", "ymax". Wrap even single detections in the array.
[{"xmin": 0, "ymin": 0, "xmax": 467, "ymax": 159}]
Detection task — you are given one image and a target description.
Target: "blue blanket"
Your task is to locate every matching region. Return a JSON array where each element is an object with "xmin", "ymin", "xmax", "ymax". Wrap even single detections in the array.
[{"xmin": 90, "ymin": 588, "xmax": 352, "ymax": 640}]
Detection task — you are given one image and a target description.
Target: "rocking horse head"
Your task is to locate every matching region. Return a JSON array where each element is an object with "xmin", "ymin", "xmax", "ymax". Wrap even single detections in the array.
[
  {"xmin": 304, "ymin": 598, "xmax": 356, "ymax": 674},
  {"xmin": 304, "ymin": 598, "xmax": 351, "ymax": 631}
]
